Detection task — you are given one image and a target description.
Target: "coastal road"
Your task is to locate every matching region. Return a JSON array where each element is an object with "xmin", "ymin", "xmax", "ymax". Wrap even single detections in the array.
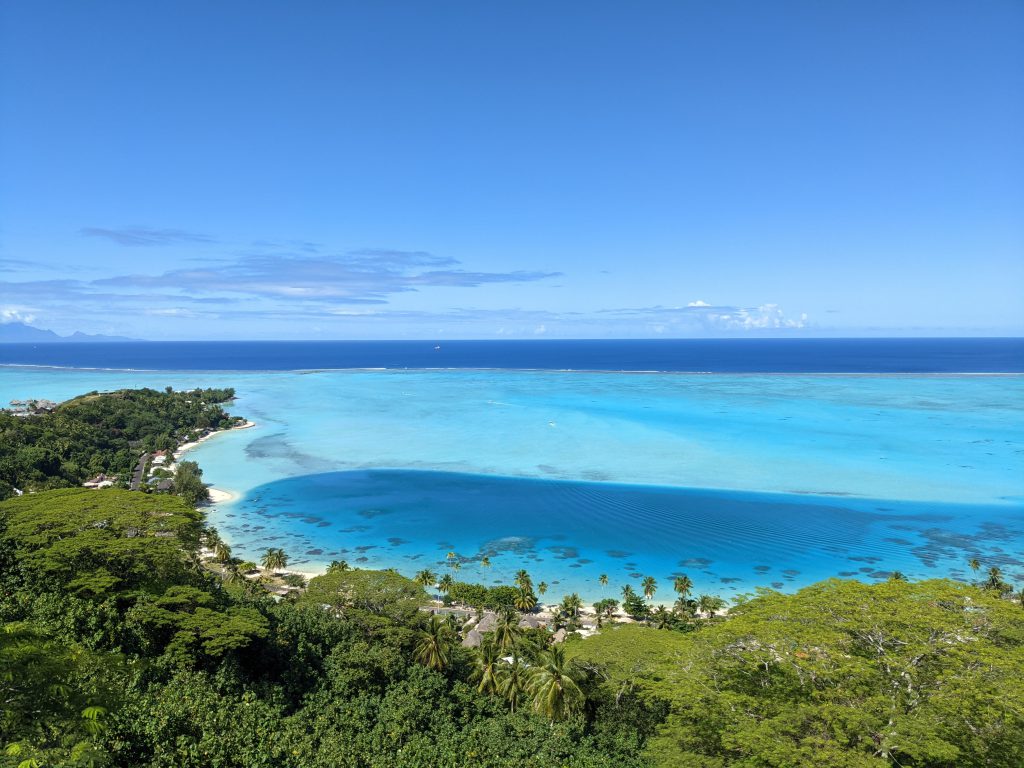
[{"xmin": 130, "ymin": 453, "xmax": 149, "ymax": 491}]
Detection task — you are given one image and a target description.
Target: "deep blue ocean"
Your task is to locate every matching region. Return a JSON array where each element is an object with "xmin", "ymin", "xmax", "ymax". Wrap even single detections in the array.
[{"xmin": 1, "ymin": 337, "xmax": 1022, "ymax": 372}]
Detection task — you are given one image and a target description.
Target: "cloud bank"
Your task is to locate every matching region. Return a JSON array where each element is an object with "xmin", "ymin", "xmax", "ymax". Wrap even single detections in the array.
[{"xmin": 1, "ymin": 228, "xmax": 810, "ymax": 338}]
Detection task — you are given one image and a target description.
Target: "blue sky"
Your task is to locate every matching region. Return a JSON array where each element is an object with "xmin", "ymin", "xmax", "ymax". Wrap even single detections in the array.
[{"xmin": 1, "ymin": 2, "xmax": 1021, "ymax": 339}]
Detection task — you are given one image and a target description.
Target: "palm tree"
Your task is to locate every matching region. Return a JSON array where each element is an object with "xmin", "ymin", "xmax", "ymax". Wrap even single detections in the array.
[
  {"xmin": 414, "ymin": 615, "xmax": 456, "ymax": 672},
  {"xmin": 697, "ymin": 594, "xmax": 726, "ymax": 619},
  {"xmin": 593, "ymin": 598, "xmax": 618, "ymax": 627},
  {"xmin": 888, "ymin": 571, "xmax": 907, "ymax": 582},
  {"xmin": 621, "ymin": 584, "xmax": 636, "ymax": 601},
  {"xmin": 213, "ymin": 539, "xmax": 231, "ymax": 563},
  {"xmin": 451, "ymin": 560, "xmax": 461, "ymax": 572},
  {"xmin": 414, "ymin": 569, "xmax": 437, "ymax": 589},
  {"xmin": 642, "ymin": 576, "xmax": 657, "ymax": 601},
  {"xmin": 560, "ymin": 593, "xmax": 583, "ymax": 621},
  {"xmin": 1017, "ymin": 588, "xmax": 1024, "ymax": 608},
  {"xmin": 986, "ymin": 566, "xmax": 1005, "ymax": 591},
  {"xmin": 514, "ymin": 589, "xmax": 538, "ymax": 613},
  {"xmin": 968, "ymin": 557, "xmax": 981, "ymax": 574},
  {"xmin": 673, "ymin": 574, "xmax": 693, "ymax": 601},
  {"xmin": 473, "ymin": 637, "xmax": 502, "ymax": 695},
  {"xmin": 515, "ymin": 569, "xmax": 533, "ymax": 593},
  {"xmin": 527, "ymin": 646, "xmax": 584, "ymax": 721},
  {"xmin": 599, "ymin": 574, "xmax": 608, "ymax": 591},
  {"xmin": 498, "ymin": 655, "xmax": 528, "ymax": 713},
  {"xmin": 260, "ymin": 548, "xmax": 275, "ymax": 573},
  {"xmin": 603, "ymin": 599, "xmax": 618, "ymax": 622},
  {"xmin": 222, "ymin": 565, "xmax": 244, "ymax": 584},
  {"xmin": 537, "ymin": 581, "xmax": 548, "ymax": 596},
  {"xmin": 481, "ymin": 556, "xmax": 491, "ymax": 568},
  {"xmin": 652, "ymin": 605, "xmax": 671, "ymax": 629},
  {"xmin": 447, "ymin": 550, "xmax": 457, "ymax": 561},
  {"xmin": 327, "ymin": 559, "xmax": 350, "ymax": 573},
  {"xmin": 494, "ymin": 609, "xmax": 523, "ymax": 652},
  {"xmin": 438, "ymin": 574, "xmax": 454, "ymax": 597},
  {"xmin": 673, "ymin": 597, "xmax": 693, "ymax": 618},
  {"xmin": 260, "ymin": 547, "xmax": 287, "ymax": 573}
]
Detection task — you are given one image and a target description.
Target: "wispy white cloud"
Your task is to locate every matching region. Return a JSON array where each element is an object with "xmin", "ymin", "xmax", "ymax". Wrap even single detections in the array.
[
  {"xmin": 81, "ymin": 226, "xmax": 217, "ymax": 246},
  {"xmin": 93, "ymin": 250, "xmax": 560, "ymax": 303}
]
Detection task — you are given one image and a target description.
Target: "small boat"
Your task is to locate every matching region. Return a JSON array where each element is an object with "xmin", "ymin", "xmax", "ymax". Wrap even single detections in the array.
[{"xmin": 434, "ymin": 345, "xmax": 441, "ymax": 350}]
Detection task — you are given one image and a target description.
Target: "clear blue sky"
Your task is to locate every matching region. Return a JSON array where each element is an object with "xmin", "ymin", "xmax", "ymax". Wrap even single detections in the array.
[{"xmin": 1, "ymin": 1, "xmax": 1021, "ymax": 339}]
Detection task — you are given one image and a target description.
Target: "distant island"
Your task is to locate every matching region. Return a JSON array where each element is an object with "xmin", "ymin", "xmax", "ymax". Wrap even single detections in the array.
[{"xmin": 0, "ymin": 321, "xmax": 139, "ymax": 343}]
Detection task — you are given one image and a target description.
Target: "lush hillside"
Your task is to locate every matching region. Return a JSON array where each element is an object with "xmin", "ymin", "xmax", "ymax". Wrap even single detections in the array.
[
  {"xmin": 569, "ymin": 581, "xmax": 1024, "ymax": 767},
  {"xmin": 0, "ymin": 387, "xmax": 239, "ymax": 498},
  {"xmin": 0, "ymin": 489, "xmax": 649, "ymax": 767}
]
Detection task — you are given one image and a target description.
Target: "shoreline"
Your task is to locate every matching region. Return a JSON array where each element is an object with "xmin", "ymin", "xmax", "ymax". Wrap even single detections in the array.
[
  {"xmin": 206, "ymin": 486, "xmax": 238, "ymax": 504},
  {"xmin": 173, "ymin": 419, "xmax": 256, "ymax": 461}
]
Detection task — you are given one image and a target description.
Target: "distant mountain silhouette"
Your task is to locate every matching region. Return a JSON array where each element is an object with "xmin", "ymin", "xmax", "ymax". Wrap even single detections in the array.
[{"xmin": 0, "ymin": 322, "xmax": 139, "ymax": 343}]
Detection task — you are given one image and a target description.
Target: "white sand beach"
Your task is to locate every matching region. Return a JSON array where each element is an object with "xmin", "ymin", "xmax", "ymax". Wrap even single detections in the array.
[
  {"xmin": 206, "ymin": 487, "xmax": 237, "ymax": 504},
  {"xmin": 174, "ymin": 420, "xmax": 256, "ymax": 460}
]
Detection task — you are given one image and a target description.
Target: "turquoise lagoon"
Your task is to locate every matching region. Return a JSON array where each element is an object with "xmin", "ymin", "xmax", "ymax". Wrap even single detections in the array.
[{"xmin": 3, "ymin": 366, "xmax": 1023, "ymax": 601}]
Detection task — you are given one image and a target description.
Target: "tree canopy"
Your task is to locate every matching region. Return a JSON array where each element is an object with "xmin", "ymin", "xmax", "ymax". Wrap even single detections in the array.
[{"xmin": 570, "ymin": 579, "xmax": 1024, "ymax": 767}]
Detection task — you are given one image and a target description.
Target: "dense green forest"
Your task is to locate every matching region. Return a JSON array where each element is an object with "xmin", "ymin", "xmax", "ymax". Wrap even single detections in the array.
[
  {"xmin": 3, "ymin": 488, "xmax": 1023, "ymax": 767},
  {"xmin": 0, "ymin": 489, "xmax": 649, "ymax": 767},
  {"xmin": 0, "ymin": 387, "xmax": 239, "ymax": 499}
]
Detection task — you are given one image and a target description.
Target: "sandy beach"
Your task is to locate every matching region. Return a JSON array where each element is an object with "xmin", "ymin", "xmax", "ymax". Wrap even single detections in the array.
[
  {"xmin": 206, "ymin": 487, "xmax": 237, "ymax": 504},
  {"xmin": 173, "ymin": 419, "xmax": 257, "ymax": 460}
]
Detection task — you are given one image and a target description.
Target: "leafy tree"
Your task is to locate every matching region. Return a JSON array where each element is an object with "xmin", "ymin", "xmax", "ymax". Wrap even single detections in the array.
[
  {"xmin": 0, "ymin": 621, "xmax": 114, "ymax": 766},
  {"xmin": 622, "ymin": 590, "xmax": 649, "ymax": 620},
  {"xmin": 173, "ymin": 460, "xmax": 210, "ymax": 506},
  {"xmin": 575, "ymin": 579, "xmax": 1024, "ymax": 767},
  {"xmin": 302, "ymin": 567, "xmax": 424, "ymax": 622}
]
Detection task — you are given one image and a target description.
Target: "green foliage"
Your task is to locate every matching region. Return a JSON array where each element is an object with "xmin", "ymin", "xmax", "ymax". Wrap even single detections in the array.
[
  {"xmin": 446, "ymin": 580, "xmax": 489, "ymax": 607},
  {"xmin": 302, "ymin": 567, "xmax": 425, "ymax": 622},
  {"xmin": 0, "ymin": 621, "xmax": 116, "ymax": 766},
  {"xmin": 0, "ymin": 387, "xmax": 236, "ymax": 498},
  {"xmin": 172, "ymin": 461, "xmax": 209, "ymax": 507},
  {"xmin": 572, "ymin": 579, "xmax": 1024, "ymax": 767},
  {"xmin": 443, "ymin": 581, "xmax": 536, "ymax": 612},
  {"xmin": 0, "ymin": 488, "xmax": 202, "ymax": 596}
]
